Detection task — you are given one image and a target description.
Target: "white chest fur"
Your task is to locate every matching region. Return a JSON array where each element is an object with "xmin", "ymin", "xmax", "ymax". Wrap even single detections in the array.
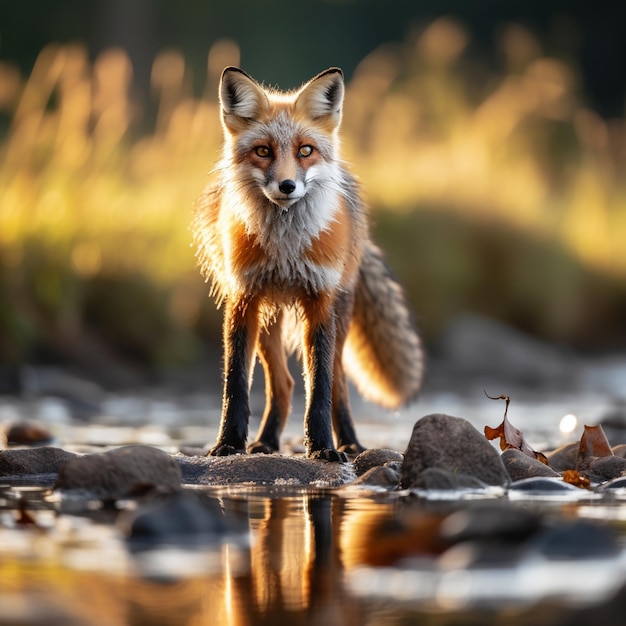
[{"xmin": 223, "ymin": 181, "xmax": 343, "ymax": 295}]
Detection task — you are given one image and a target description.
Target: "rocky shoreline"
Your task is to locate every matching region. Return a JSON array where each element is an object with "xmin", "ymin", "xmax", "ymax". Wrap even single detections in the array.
[
  {"xmin": 3, "ymin": 411, "xmax": 626, "ymax": 496},
  {"xmin": 4, "ymin": 410, "xmax": 626, "ymax": 626}
]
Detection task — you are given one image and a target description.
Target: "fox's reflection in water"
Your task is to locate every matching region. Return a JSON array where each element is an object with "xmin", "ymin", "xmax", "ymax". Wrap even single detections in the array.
[
  {"xmin": 220, "ymin": 493, "xmax": 357, "ymax": 626},
  {"xmin": 125, "ymin": 492, "xmax": 432, "ymax": 626}
]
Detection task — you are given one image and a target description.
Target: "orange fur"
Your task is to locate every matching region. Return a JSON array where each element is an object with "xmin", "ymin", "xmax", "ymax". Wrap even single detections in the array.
[
  {"xmin": 228, "ymin": 220, "xmax": 266, "ymax": 275},
  {"xmin": 304, "ymin": 199, "xmax": 353, "ymax": 271},
  {"xmin": 193, "ymin": 66, "xmax": 424, "ymax": 460}
]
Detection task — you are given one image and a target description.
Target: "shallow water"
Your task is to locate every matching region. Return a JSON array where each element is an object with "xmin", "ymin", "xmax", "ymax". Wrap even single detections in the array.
[
  {"xmin": 3, "ymin": 479, "xmax": 626, "ymax": 625},
  {"xmin": 2, "ymin": 378, "xmax": 626, "ymax": 625}
]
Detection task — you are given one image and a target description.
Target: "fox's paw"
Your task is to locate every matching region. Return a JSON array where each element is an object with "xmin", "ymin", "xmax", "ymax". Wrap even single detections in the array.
[
  {"xmin": 247, "ymin": 440, "xmax": 278, "ymax": 455},
  {"xmin": 208, "ymin": 444, "xmax": 245, "ymax": 457},
  {"xmin": 308, "ymin": 448, "xmax": 348, "ymax": 463}
]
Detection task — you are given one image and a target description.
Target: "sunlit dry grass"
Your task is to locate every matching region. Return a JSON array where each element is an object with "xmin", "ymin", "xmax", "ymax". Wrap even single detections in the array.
[
  {"xmin": 0, "ymin": 43, "xmax": 224, "ymax": 281},
  {"xmin": 342, "ymin": 19, "xmax": 626, "ymax": 275},
  {"xmin": 0, "ymin": 20, "xmax": 624, "ymax": 362}
]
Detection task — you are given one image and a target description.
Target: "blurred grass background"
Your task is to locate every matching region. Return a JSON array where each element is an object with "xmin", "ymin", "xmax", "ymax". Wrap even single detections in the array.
[{"xmin": 0, "ymin": 1, "xmax": 625, "ymax": 385}]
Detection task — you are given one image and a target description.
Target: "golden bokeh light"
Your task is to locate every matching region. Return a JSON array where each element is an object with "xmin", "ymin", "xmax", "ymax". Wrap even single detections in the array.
[{"xmin": 0, "ymin": 25, "xmax": 624, "ymax": 336}]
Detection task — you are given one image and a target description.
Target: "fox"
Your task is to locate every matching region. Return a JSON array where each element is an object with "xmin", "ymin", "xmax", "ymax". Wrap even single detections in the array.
[{"xmin": 193, "ymin": 66, "xmax": 424, "ymax": 462}]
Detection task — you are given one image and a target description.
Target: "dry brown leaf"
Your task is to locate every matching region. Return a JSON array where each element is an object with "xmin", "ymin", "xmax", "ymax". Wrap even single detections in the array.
[
  {"xmin": 578, "ymin": 424, "xmax": 613, "ymax": 462},
  {"xmin": 561, "ymin": 469, "xmax": 591, "ymax": 490},
  {"xmin": 484, "ymin": 392, "xmax": 549, "ymax": 465}
]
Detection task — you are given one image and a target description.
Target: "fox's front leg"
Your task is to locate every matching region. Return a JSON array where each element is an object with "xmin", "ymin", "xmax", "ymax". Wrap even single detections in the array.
[
  {"xmin": 210, "ymin": 297, "xmax": 260, "ymax": 456},
  {"xmin": 248, "ymin": 311, "xmax": 294, "ymax": 454},
  {"xmin": 302, "ymin": 300, "xmax": 347, "ymax": 463}
]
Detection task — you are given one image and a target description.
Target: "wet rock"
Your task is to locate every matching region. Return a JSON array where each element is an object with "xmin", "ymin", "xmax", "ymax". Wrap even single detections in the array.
[
  {"xmin": 508, "ymin": 477, "xmax": 581, "ymax": 493},
  {"xmin": 353, "ymin": 448, "xmax": 403, "ymax": 477},
  {"xmin": 176, "ymin": 453, "xmax": 356, "ymax": 487},
  {"xmin": 501, "ymin": 448, "xmax": 560, "ymax": 482},
  {"xmin": 353, "ymin": 465, "xmax": 400, "ymax": 488},
  {"xmin": 409, "ymin": 467, "xmax": 488, "ymax": 490},
  {"xmin": 598, "ymin": 476, "xmax": 626, "ymax": 491},
  {"xmin": 579, "ymin": 455, "xmax": 626, "ymax": 483},
  {"xmin": 527, "ymin": 520, "xmax": 619, "ymax": 560},
  {"xmin": 6, "ymin": 421, "xmax": 54, "ymax": 446},
  {"xmin": 546, "ymin": 442, "xmax": 579, "ymax": 471},
  {"xmin": 385, "ymin": 460, "xmax": 403, "ymax": 473},
  {"xmin": 55, "ymin": 445, "xmax": 182, "ymax": 499},
  {"xmin": 400, "ymin": 413, "xmax": 510, "ymax": 490},
  {"xmin": 0, "ymin": 447, "xmax": 78, "ymax": 479},
  {"xmin": 122, "ymin": 491, "xmax": 234, "ymax": 548}
]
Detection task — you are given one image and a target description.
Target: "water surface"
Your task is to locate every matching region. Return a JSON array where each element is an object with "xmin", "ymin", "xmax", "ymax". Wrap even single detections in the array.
[{"xmin": 1, "ymin": 383, "xmax": 626, "ymax": 625}]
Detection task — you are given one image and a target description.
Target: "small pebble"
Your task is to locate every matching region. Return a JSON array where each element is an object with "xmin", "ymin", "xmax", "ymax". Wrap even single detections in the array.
[
  {"xmin": 353, "ymin": 465, "xmax": 400, "ymax": 488},
  {"xmin": 353, "ymin": 448, "xmax": 403, "ymax": 477},
  {"xmin": 6, "ymin": 421, "xmax": 54, "ymax": 446}
]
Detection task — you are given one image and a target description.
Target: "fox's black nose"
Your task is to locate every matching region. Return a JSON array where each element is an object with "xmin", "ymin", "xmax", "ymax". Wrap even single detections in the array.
[{"xmin": 278, "ymin": 179, "xmax": 296, "ymax": 195}]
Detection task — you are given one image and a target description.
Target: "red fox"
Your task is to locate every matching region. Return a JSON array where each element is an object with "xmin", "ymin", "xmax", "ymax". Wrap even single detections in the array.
[{"xmin": 193, "ymin": 67, "xmax": 424, "ymax": 462}]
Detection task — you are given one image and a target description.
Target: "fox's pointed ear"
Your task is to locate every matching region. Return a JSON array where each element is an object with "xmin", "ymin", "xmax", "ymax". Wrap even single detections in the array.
[
  {"xmin": 219, "ymin": 67, "xmax": 268, "ymax": 133},
  {"xmin": 295, "ymin": 68, "xmax": 344, "ymax": 130}
]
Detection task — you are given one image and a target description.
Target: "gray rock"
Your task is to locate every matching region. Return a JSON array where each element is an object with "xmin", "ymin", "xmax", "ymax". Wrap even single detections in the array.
[
  {"xmin": 353, "ymin": 448, "xmax": 403, "ymax": 477},
  {"xmin": 580, "ymin": 455, "xmax": 626, "ymax": 483},
  {"xmin": 176, "ymin": 453, "xmax": 356, "ymax": 487},
  {"xmin": 0, "ymin": 447, "xmax": 79, "ymax": 478},
  {"xmin": 599, "ymin": 476, "xmax": 626, "ymax": 491},
  {"xmin": 400, "ymin": 414, "xmax": 510, "ymax": 490},
  {"xmin": 5, "ymin": 421, "xmax": 54, "ymax": 446},
  {"xmin": 501, "ymin": 448, "xmax": 560, "ymax": 482},
  {"xmin": 546, "ymin": 442, "xmax": 579, "ymax": 472},
  {"xmin": 55, "ymin": 445, "xmax": 182, "ymax": 499},
  {"xmin": 384, "ymin": 460, "xmax": 403, "ymax": 473},
  {"xmin": 410, "ymin": 467, "xmax": 488, "ymax": 490},
  {"xmin": 353, "ymin": 465, "xmax": 400, "ymax": 488},
  {"xmin": 508, "ymin": 477, "xmax": 581, "ymax": 493}
]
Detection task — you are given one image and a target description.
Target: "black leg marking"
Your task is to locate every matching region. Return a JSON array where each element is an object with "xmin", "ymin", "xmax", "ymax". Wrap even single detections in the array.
[
  {"xmin": 210, "ymin": 320, "xmax": 252, "ymax": 456},
  {"xmin": 304, "ymin": 319, "xmax": 347, "ymax": 463}
]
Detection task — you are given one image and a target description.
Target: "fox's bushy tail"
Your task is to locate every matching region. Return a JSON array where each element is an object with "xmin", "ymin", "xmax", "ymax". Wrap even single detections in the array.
[{"xmin": 344, "ymin": 240, "xmax": 424, "ymax": 408}]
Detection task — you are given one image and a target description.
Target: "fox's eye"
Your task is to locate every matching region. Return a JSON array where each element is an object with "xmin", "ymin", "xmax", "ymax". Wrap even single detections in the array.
[
  {"xmin": 254, "ymin": 146, "xmax": 271, "ymax": 158},
  {"xmin": 298, "ymin": 145, "xmax": 314, "ymax": 158}
]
